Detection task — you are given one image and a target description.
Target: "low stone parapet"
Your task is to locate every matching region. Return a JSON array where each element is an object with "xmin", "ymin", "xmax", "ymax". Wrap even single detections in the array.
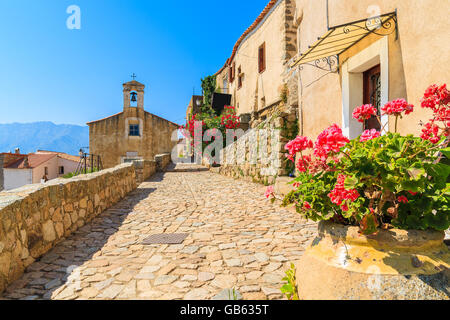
[
  {"xmin": 132, "ymin": 160, "xmax": 157, "ymax": 184},
  {"xmin": 0, "ymin": 163, "xmax": 136, "ymax": 293},
  {"xmin": 155, "ymin": 153, "xmax": 171, "ymax": 171}
]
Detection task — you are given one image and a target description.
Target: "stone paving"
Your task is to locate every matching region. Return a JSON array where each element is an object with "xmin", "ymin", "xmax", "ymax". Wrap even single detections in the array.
[{"xmin": 0, "ymin": 165, "xmax": 317, "ymax": 300}]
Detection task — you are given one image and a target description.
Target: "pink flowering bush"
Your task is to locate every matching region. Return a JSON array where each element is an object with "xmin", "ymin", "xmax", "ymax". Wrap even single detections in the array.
[
  {"xmin": 420, "ymin": 84, "xmax": 450, "ymax": 144},
  {"xmin": 283, "ymin": 84, "xmax": 450, "ymax": 235}
]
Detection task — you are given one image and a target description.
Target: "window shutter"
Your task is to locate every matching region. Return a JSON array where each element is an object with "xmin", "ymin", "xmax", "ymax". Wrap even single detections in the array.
[{"xmin": 258, "ymin": 43, "xmax": 266, "ymax": 73}]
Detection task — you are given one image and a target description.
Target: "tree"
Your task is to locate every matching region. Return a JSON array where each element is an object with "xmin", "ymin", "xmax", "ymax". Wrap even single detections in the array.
[{"xmin": 201, "ymin": 75, "xmax": 216, "ymax": 112}]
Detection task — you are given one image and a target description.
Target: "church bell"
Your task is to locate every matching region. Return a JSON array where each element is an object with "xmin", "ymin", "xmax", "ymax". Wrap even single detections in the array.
[{"xmin": 130, "ymin": 92, "xmax": 137, "ymax": 103}]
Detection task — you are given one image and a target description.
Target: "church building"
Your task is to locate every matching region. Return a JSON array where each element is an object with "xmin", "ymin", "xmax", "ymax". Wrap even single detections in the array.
[{"xmin": 87, "ymin": 79, "xmax": 179, "ymax": 169}]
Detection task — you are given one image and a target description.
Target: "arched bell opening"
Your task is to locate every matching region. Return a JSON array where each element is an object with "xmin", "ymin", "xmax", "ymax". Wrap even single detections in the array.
[{"xmin": 130, "ymin": 91, "xmax": 138, "ymax": 107}]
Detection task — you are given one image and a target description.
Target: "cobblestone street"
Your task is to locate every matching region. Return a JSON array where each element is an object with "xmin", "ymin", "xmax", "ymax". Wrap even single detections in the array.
[{"xmin": 0, "ymin": 165, "xmax": 317, "ymax": 300}]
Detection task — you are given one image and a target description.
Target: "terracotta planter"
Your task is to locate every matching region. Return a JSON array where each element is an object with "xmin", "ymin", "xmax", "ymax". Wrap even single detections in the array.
[{"xmin": 295, "ymin": 221, "xmax": 450, "ymax": 300}]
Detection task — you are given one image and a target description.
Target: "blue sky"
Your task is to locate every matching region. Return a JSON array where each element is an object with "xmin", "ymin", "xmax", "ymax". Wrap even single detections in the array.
[{"xmin": 0, "ymin": 0, "xmax": 268, "ymax": 126}]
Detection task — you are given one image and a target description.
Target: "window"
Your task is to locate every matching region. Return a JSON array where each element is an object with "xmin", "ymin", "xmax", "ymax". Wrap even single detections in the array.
[
  {"xmin": 237, "ymin": 66, "xmax": 242, "ymax": 89},
  {"xmin": 129, "ymin": 124, "xmax": 140, "ymax": 136},
  {"xmin": 258, "ymin": 42, "xmax": 266, "ymax": 73},
  {"xmin": 223, "ymin": 78, "xmax": 228, "ymax": 94},
  {"xmin": 59, "ymin": 166, "xmax": 64, "ymax": 175},
  {"xmin": 44, "ymin": 167, "xmax": 48, "ymax": 175},
  {"xmin": 229, "ymin": 62, "xmax": 235, "ymax": 83}
]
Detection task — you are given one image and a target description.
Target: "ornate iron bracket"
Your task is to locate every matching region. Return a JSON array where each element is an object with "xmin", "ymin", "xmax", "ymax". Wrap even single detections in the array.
[
  {"xmin": 343, "ymin": 14, "xmax": 397, "ymax": 38},
  {"xmin": 299, "ymin": 55, "xmax": 339, "ymax": 73}
]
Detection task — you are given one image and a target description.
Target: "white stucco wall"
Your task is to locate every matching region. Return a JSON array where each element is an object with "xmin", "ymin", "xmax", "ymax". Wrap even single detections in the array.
[
  {"xmin": 57, "ymin": 158, "xmax": 79, "ymax": 177},
  {"xmin": 3, "ymin": 169, "xmax": 32, "ymax": 190},
  {"xmin": 32, "ymin": 157, "xmax": 59, "ymax": 183}
]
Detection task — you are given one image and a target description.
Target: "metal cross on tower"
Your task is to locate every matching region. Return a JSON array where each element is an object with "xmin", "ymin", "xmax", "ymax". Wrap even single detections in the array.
[{"xmin": 131, "ymin": 73, "xmax": 137, "ymax": 80}]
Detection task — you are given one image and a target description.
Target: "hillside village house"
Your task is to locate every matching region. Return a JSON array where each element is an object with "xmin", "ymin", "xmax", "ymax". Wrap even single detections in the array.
[
  {"xmin": 209, "ymin": 0, "xmax": 300, "ymax": 181},
  {"xmin": 209, "ymin": 0, "xmax": 448, "ymax": 182},
  {"xmin": 215, "ymin": 0, "xmax": 298, "ymax": 124},
  {"xmin": 0, "ymin": 150, "xmax": 80, "ymax": 191},
  {"xmin": 87, "ymin": 80, "xmax": 179, "ymax": 169},
  {"xmin": 290, "ymin": 0, "xmax": 449, "ymax": 140},
  {"xmin": 215, "ymin": 0, "xmax": 449, "ymax": 139}
]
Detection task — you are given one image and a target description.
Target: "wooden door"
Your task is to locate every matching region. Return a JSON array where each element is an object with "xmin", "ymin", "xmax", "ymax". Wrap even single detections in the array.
[{"xmin": 363, "ymin": 65, "xmax": 381, "ymax": 131}]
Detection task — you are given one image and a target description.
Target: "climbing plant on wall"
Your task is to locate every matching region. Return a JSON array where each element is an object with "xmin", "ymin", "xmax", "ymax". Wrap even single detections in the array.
[{"xmin": 201, "ymin": 75, "xmax": 216, "ymax": 112}]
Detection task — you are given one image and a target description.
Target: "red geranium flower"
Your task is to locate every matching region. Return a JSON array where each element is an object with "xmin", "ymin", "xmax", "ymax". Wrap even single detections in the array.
[
  {"xmin": 285, "ymin": 136, "xmax": 313, "ymax": 159},
  {"xmin": 303, "ymin": 201, "xmax": 312, "ymax": 210},
  {"xmin": 360, "ymin": 129, "xmax": 381, "ymax": 142},
  {"xmin": 381, "ymin": 99, "xmax": 414, "ymax": 116},
  {"xmin": 314, "ymin": 124, "xmax": 349, "ymax": 160},
  {"xmin": 265, "ymin": 186, "xmax": 275, "ymax": 199},
  {"xmin": 328, "ymin": 174, "xmax": 360, "ymax": 212},
  {"xmin": 352, "ymin": 104, "xmax": 377, "ymax": 123},
  {"xmin": 296, "ymin": 155, "xmax": 312, "ymax": 173}
]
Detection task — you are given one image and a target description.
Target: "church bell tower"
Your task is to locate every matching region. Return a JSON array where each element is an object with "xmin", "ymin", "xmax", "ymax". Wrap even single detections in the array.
[{"xmin": 123, "ymin": 76, "xmax": 145, "ymax": 110}]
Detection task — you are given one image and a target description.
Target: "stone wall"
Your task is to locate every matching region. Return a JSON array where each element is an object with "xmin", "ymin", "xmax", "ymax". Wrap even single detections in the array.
[
  {"xmin": 0, "ymin": 163, "xmax": 137, "ymax": 294},
  {"xmin": 213, "ymin": 102, "xmax": 298, "ymax": 185},
  {"xmin": 132, "ymin": 160, "xmax": 156, "ymax": 185}
]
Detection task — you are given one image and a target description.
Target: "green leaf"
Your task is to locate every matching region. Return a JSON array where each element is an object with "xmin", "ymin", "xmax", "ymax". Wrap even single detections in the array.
[
  {"xmin": 425, "ymin": 211, "xmax": 450, "ymax": 231},
  {"xmin": 405, "ymin": 215, "xmax": 427, "ymax": 230},
  {"xmin": 440, "ymin": 147, "xmax": 450, "ymax": 159},
  {"xmin": 344, "ymin": 176, "xmax": 358, "ymax": 189},
  {"xmin": 407, "ymin": 167, "xmax": 426, "ymax": 180},
  {"xmin": 359, "ymin": 212, "xmax": 379, "ymax": 235}
]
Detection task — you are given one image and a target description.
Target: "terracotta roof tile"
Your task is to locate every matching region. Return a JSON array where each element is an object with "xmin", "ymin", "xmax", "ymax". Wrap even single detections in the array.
[
  {"xmin": 5, "ymin": 153, "xmax": 57, "ymax": 169},
  {"xmin": 37, "ymin": 150, "xmax": 81, "ymax": 163}
]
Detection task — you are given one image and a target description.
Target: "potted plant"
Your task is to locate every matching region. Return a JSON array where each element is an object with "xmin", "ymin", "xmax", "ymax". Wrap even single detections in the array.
[{"xmin": 280, "ymin": 84, "xmax": 450, "ymax": 300}]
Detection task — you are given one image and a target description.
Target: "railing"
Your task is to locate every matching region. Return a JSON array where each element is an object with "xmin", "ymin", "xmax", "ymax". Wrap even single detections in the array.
[{"xmin": 75, "ymin": 153, "xmax": 103, "ymax": 175}]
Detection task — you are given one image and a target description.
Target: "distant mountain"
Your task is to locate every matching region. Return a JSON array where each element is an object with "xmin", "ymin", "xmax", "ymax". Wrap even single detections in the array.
[{"xmin": 0, "ymin": 122, "xmax": 89, "ymax": 155}]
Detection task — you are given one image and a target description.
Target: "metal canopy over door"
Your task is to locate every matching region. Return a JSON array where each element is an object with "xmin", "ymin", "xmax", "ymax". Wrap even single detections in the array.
[{"xmin": 290, "ymin": 11, "xmax": 398, "ymax": 72}]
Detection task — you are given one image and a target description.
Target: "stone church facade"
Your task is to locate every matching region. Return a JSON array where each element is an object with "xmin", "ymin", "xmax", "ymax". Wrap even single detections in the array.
[{"xmin": 87, "ymin": 80, "xmax": 179, "ymax": 169}]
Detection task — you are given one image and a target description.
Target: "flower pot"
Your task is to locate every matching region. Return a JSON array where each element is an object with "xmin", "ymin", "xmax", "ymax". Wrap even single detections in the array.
[{"xmin": 295, "ymin": 221, "xmax": 450, "ymax": 300}]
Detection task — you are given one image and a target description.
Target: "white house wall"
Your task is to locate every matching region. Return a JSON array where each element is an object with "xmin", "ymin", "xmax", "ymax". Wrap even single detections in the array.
[
  {"xmin": 3, "ymin": 169, "xmax": 32, "ymax": 191},
  {"xmin": 57, "ymin": 158, "xmax": 79, "ymax": 177}
]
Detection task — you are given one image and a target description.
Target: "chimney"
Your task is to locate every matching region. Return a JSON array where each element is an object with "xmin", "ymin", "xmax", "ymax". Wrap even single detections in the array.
[
  {"xmin": 24, "ymin": 156, "xmax": 29, "ymax": 168},
  {"xmin": 15, "ymin": 148, "xmax": 20, "ymax": 154}
]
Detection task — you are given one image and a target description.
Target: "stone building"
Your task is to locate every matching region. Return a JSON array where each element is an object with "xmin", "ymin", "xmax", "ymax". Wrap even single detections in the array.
[
  {"xmin": 212, "ymin": 0, "xmax": 299, "ymax": 182},
  {"xmin": 215, "ymin": 0, "xmax": 298, "ymax": 119},
  {"xmin": 210, "ymin": 0, "xmax": 449, "ymax": 183},
  {"xmin": 290, "ymin": 0, "xmax": 450, "ymax": 139},
  {"xmin": 87, "ymin": 80, "xmax": 179, "ymax": 169},
  {"xmin": 186, "ymin": 95, "xmax": 203, "ymax": 122}
]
